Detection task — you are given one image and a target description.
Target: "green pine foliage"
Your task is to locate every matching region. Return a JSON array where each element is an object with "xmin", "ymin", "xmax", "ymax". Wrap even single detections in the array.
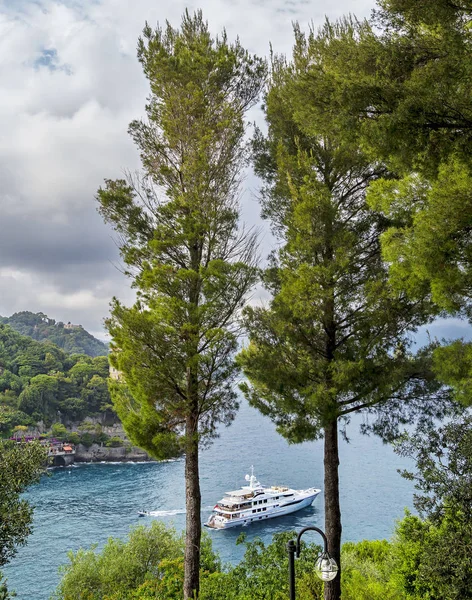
[
  {"xmin": 307, "ymin": 3, "xmax": 472, "ymax": 399},
  {"xmin": 0, "ymin": 324, "xmax": 112, "ymax": 431},
  {"xmin": 0, "ymin": 312, "xmax": 108, "ymax": 358}
]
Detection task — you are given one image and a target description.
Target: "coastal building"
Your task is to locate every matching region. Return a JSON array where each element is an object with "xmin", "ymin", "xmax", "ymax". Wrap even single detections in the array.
[
  {"xmin": 109, "ymin": 365, "xmax": 122, "ymax": 380},
  {"xmin": 109, "ymin": 347, "xmax": 123, "ymax": 381},
  {"xmin": 46, "ymin": 441, "xmax": 76, "ymax": 467}
]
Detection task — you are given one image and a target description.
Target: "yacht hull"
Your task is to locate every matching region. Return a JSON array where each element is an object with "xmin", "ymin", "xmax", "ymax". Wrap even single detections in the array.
[{"xmin": 205, "ymin": 490, "xmax": 320, "ymax": 529}]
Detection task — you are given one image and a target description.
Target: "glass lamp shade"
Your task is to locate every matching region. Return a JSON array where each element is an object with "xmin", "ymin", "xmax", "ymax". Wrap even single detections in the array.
[{"xmin": 314, "ymin": 552, "xmax": 339, "ymax": 581}]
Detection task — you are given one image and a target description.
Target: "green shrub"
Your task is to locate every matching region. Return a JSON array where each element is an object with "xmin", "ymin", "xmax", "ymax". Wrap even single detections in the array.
[
  {"xmin": 199, "ymin": 532, "xmax": 322, "ymax": 600},
  {"xmin": 78, "ymin": 432, "xmax": 94, "ymax": 448},
  {"xmin": 0, "ymin": 407, "xmax": 33, "ymax": 436},
  {"xmin": 54, "ymin": 515, "xmax": 472, "ymax": 600},
  {"xmin": 51, "ymin": 423, "xmax": 68, "ymax": 441},
  {"xmin": 105, "ymin": 436, "xmax": 123, "ymax": 448},
  {"xmin": 0, "ymin": 571, "xmax": 15, "ymax": 600},
  {"xmin": 55, "ymin": 523, "xmax": 184, "ymax": 600},
  {"xmin": 341, "ymin": 540, "xmax": 403, "ymax": 600},
  {"xmin": 68, "ymin": 432, "xmax": 80, "ymax": 445},
  {"xmin": 77, "ymin": 422, "xmax": 99, "ymax": 433}
]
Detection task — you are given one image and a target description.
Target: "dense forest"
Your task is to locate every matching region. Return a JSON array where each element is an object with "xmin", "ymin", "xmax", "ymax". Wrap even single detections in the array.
[
  {"xmin": 0, "ymin": 312, "xmax": 109, "ymax": 357},
  {"xmin": 0, "ymin": 324, "xmax": 112, "ymax": 434}
]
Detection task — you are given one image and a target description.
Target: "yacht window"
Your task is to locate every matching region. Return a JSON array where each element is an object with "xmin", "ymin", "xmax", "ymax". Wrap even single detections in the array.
[
  {"xmin": 252, "ymin": 510, "xmax": 256, "ymax": 513},
  {"xmin": 264, "ymin": 499, "xmax": 267, "ymax": 503}
]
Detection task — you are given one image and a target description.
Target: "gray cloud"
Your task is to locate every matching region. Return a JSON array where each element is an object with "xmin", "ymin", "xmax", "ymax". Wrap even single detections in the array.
[
  {"xmin": 0, "ymin": 0, "xmax": 375, "ymax": 338},
  {"xmin": 0, "ymin": 212, "xmax": 114, "ymax": 273}
]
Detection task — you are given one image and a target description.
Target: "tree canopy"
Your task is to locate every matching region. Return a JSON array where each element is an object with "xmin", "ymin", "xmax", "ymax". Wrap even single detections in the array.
[
  {"xmin": 294, "ymin": 2, "xmax": 472, "ymax": 319},
  {"xmin": 304, "ymin": 0, "xmax": 472, "ymax": 409}
]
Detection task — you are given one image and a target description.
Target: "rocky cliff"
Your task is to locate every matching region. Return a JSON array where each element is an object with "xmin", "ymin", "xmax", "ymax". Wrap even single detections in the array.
[{"xmin": 74, "ymin": 443, "xmax": 153, "ymax": 462}]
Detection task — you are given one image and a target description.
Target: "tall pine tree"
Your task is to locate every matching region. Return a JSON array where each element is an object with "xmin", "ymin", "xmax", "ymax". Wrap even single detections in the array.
[
  {"xmin": 96, "ymin": 12, "xmax": 265, "ymax": 598},
  {"xmin": 237, "ymin": 21, "xmax": 453, "ymax": 600}
]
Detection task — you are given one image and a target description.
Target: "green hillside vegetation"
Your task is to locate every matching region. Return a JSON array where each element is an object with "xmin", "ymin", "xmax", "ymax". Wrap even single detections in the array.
[
  {"xmin": 0, "ymin": 312, "xmax": 108, "ymax": 357},
  {"xmin": 0, "ymin": 324, "xmax": 112, "ymax": 434}
]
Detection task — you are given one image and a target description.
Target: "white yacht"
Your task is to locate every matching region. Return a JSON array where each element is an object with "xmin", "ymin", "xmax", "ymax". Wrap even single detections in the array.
[{"xmin": 205, "ymin": 467, "xmax": 321, "ymax": 529}]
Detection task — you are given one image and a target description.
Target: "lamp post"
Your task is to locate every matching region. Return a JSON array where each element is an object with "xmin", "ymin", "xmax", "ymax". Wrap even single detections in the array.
[{"xmin": 287, "ymin": 526, "xmax": 338, "ymax": 600}]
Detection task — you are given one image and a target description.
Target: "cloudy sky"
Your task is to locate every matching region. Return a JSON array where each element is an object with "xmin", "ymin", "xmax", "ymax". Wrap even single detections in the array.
[{"xmin": 1, "ymin": 0, "xmax": 469, "ymax": 344}]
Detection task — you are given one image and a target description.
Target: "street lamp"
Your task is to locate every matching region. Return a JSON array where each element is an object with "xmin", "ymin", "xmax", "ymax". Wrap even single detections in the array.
[{"xmin": 287, "ymin": 526, "xmax": 338, "ymax": 600}]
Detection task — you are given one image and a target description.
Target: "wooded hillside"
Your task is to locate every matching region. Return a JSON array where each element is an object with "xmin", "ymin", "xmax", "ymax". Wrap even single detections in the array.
[
  {"xmin": 0, "ymin": 312, "xmax": 108, "ymax": 357},
  {"xmin": 0, "ymin": 324, "xmax": 112, "ymax": 434}
]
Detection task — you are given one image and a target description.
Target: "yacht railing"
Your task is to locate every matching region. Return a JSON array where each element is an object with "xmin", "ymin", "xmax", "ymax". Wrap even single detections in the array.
[{"xmin": 216, "ymin": 504, "xmax": 251, "ymax": 512}]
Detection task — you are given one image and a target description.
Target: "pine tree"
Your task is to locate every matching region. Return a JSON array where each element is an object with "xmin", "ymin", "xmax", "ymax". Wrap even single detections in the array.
[
  {"xmin": 96, "ymin": 12, "xmax": 265, "ymax": 598},
  {"xmin": 237, "ymin": 21, "xmax": 452, "ymax": 600}
]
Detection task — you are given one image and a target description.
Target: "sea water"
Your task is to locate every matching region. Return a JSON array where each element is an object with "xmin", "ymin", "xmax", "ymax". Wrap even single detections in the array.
[{"xmin": 3, "ymin": 400, "xmax": 414, "ymax": 599}]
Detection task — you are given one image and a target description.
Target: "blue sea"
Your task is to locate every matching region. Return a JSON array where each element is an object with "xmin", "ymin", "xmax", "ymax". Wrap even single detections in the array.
[{"xmin": 3, "ymin": 400, "xmax": 414, "ymax": 599}]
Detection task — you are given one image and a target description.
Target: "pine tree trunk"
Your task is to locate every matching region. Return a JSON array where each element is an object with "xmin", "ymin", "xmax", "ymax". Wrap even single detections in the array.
[
  {"xmin": 183, "ymin": 238, "xmax": 203, "ymax": 599},
  {"xmin": 324, "ymin": 419, "xmax": 342, "ymax": 600},
  {"xmin": 184, "ymin": 413, "xmax": 201, "ymax": 600}
]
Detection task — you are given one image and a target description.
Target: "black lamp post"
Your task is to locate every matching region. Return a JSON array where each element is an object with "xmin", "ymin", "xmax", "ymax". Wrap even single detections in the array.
[{"xmin": 287, "ymin": 526, "xmax": 338, "ymax": 600}]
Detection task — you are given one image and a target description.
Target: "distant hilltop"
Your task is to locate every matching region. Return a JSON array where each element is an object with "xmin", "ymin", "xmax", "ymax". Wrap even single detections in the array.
[{"xmin": 0, "ymin": 311, "xmax": 109, "ymax": 358}]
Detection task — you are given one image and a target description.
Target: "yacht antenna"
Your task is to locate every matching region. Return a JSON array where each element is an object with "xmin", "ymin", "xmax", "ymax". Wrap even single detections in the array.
[
  {"xmin": 249, "ymin": 466, "xmax": 256, "ymax": 489},
  {"xmin": 245, "ymin": 466, "xmax": 259, "ymax": 489}
]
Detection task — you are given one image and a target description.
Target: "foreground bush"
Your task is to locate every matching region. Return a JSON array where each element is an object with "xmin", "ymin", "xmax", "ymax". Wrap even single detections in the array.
[
  {"xmin": 53, "ymin": 522, "xmax": 219, "ymax": 600},
  {"xmin": 199, "ymin": 532, "xmax": 323, "ymax": 600},
  {"xmin": 53, "ymin": 525, "xmax": 396, "ymax": 600},
  {"xmin": 341, "ymin": 539, "xmax": 403, "ymax": 600},
  {"xmin": 53, "ymin": 514, "xmax": 471, "ymax": 600}
]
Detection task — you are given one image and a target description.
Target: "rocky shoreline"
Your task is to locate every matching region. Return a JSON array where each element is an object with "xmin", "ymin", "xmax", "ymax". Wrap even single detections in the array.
[{"xmin": 74, "ymin": 443, "xmax": 153, "ymax": 463}]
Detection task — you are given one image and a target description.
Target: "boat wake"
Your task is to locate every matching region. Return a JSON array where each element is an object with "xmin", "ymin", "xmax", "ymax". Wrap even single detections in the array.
[
  {"xmin": 145, "ymin": 509, "xmax": 186, "ymax": 517},
  {"xmin": 138, "ymin": 506, "xmax": 215, "ymax": 518}
]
